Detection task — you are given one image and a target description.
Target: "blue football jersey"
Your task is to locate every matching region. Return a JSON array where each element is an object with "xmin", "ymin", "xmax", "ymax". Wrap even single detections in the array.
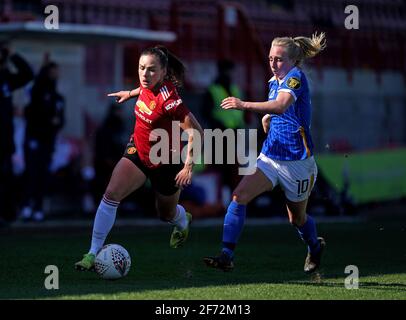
[{"xmin": 261, "ymin": 66, "xmax": 314, "ymax": 160}]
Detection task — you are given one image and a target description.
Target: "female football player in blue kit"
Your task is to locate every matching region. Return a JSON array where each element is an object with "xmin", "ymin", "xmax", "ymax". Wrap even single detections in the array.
[{"xmin": 204, "ymin": 32, "xmax": 327, "ymax": 274}]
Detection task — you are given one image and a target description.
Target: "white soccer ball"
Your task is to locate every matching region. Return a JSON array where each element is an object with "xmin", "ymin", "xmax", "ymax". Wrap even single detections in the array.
[{"xmin": 94, "ymin": 244, "xmax": 131, "ymax": 280}]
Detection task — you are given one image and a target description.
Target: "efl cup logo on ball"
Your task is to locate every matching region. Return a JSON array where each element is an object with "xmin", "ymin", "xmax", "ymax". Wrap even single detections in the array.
[{"xmin": 94, "ymin": 244, "xmax": 131, "ymax": 280}]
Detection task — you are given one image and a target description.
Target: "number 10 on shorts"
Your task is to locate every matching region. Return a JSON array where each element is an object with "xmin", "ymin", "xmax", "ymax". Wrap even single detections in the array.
[{"xmin": 296, "ymin": 179, "xmax": 309, "ymax": 196}]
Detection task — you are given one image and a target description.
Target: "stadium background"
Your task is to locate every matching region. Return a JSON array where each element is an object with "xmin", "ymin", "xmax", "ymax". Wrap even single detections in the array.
[{"xmin": 2, "ymin": 0, "xmax": 406, "ymax": 220}]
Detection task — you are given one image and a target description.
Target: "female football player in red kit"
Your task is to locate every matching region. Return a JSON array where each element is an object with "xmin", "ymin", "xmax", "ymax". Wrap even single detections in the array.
[{"xmin": 75, "ymin": 46, "xmax": 203, "ymax": 271}]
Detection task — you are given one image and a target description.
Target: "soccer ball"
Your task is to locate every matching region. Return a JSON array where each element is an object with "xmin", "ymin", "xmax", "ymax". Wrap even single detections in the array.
[{"xmin": 94, "ymin": 244, "xmax": 131, "ymax": 280}]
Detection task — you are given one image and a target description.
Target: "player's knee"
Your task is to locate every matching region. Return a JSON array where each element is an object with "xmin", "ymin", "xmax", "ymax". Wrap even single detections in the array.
[{"xmin": 289, "ymin": 215, "xmax": 306, "ymax": 227}]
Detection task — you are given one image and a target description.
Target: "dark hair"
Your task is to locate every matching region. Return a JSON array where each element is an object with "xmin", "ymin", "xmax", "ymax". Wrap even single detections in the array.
[
  {"xmin": 140, "ymin": 45, "xmax": 185, "ymax": 87},
  {"xmin": 33, "ymin": 61, "xmax": 58, "ymax": 91},
  {"xmin": 37, "ymin": 61, "xmax": 58, "ymax": 80}
]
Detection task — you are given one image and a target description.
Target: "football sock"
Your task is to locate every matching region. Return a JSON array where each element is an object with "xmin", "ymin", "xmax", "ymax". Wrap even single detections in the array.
[
  {"xmin": 170, "ymin": 205, "xmax": 188, "ymax": 230},
  {"xmin": 89, "ymin": 195, "xmax": 119, "ymax": 255},
  {"xmin": 296, "ymin": 214, "xmax": 320, "ymax": 255},
  {"xmin": 222, "ymin": 201, "xmax": 247, "ymax": 257}
]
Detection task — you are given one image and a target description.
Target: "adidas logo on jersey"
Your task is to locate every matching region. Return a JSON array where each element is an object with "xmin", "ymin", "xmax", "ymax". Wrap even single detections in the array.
[{"xmin": 160, "ymin": 86, "xmax": 171, "ymax": 101}]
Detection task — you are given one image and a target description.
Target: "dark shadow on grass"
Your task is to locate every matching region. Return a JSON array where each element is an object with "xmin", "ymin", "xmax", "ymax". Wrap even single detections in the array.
[{"xmin": 287, "ymin": 277, "xmax": 406, "ymax": 292}]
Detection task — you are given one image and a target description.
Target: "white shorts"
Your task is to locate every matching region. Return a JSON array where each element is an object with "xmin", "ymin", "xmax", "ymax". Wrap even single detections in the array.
[{"xmin": 257, "ymin": 153, "xmax": 318, "ymax": 202}]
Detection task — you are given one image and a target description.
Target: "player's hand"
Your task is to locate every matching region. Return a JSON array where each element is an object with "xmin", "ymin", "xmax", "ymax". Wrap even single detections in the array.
[
  {"xmin": 107, "ymin": 90, "xmax": 133, "ymax": 104},
  {"xmin": 175, "ymin": 165, "xmax": 193, "ymax": 189},
  {"xmin": 221, "ymin": 97, "xmax": 244, "ymax": 110}
]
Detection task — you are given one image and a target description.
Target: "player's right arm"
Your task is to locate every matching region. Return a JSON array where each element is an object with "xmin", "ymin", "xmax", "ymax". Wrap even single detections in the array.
[
  {"xmin": 107, "ymin": 87, "xmax": 140, "ymax": 103},
  {"xmin": 221, "ymin": 92, "xmax": 294, "ymax": 115}
]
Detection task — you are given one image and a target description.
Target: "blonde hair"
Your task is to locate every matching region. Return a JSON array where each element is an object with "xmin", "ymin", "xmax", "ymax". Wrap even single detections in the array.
[{"xmin": 272, "ymin": 32, "xmax": 327, "ymax": 67}]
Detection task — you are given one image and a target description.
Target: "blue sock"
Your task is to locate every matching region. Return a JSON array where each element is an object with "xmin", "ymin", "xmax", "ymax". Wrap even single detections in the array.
[
  {"xmin": 222, "ymin": 201, "xmax": 246, "ymax": 257},
  {"xmin": 296, "ymin": 215, "xmax": 320, "ymax": 254}
]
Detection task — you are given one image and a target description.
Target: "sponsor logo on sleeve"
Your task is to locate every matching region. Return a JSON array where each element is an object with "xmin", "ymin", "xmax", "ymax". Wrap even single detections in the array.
[
  {"xmin": 286, "ymin": 77, "xmax": 301, "ymax": 90},
  {"xmin": 165, "ymin": 99, "xmax": 183, "ymax": 111}
]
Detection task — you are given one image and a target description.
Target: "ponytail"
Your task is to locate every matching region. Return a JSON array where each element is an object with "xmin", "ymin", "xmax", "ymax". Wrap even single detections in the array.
[{"xmin": 272, "ymin": 32, "xmax": 326, "ymax": 67}]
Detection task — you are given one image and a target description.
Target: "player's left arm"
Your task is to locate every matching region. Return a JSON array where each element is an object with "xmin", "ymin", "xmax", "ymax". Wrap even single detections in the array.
[
  {"xmin": 221, "ymin": 91, "xmax": 294, "ymax": 115},
  {"xmin": 175, "ymin": 112, "xmax": 203, "ymax": 188}
]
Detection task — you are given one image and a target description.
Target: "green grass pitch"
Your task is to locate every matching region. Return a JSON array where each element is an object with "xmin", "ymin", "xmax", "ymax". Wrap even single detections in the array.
[{"xmin": 0, "ymin": 220, "xmax": 405, "ymax": 300}]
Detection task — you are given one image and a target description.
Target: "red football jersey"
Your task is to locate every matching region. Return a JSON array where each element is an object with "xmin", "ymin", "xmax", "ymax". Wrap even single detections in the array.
[{"xmin": 132, "ymin": 80, "xmax": 190, "ymax": 168}]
